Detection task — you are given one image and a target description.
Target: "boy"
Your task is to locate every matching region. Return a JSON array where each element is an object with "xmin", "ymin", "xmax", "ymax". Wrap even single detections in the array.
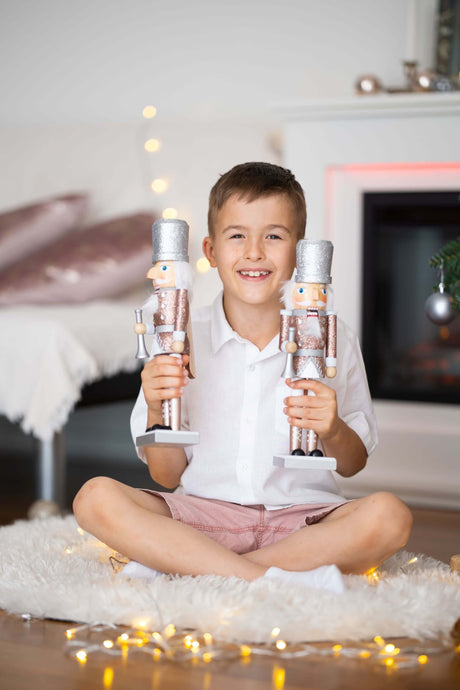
[{"xmin": 73, "ymin": 162, "xmax": 412, "ymax": 589}]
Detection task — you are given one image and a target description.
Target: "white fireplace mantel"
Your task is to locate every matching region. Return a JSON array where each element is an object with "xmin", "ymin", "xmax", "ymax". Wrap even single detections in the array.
[
  {"xmin": 275, "ymin": 93, "xmax": 460, "ymax": 510},
  {"xmin": 275, "ymin": 92, "xmax": 460, "ymax": 121},
  {"xmin": 275, "ymin": 92, "xmax": 460, "ymax": 235}
]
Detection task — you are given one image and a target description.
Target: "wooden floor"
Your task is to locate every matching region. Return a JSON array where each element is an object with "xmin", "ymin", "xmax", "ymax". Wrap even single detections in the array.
[{"xmin": 1, "ymin": 455, "xmax": 460, "ymax": 689}]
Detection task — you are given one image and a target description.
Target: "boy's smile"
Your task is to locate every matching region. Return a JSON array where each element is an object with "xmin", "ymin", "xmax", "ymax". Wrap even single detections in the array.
[{"xmin": 203, "ymin": 194, "xmax": 299, "ymax": 316}]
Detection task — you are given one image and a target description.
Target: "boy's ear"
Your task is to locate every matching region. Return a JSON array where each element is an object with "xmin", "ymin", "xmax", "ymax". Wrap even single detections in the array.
[{"xmin": 202, "ymin": 236, "xmax": 217, "ymax": 268}]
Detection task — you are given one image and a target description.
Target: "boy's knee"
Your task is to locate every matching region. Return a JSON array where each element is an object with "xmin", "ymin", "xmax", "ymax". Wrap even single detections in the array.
[
  {"xmin": 73, "ymin": 476, "xmax": 117, "ymax": 530},
  {"xmin": 367, "ymin": 491, "xmax": 413, "ymax": 550}
]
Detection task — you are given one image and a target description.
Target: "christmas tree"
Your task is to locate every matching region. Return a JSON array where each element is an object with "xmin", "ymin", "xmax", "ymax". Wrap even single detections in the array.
[{"xmin": 429, "ymin": 236, "xmax": 460, "ymax": 311}]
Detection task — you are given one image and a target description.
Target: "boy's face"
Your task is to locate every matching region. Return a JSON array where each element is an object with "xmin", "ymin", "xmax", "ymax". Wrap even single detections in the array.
[
  {"xmin": 203, "ymin": 193, "xmax": 298, "ymax": 311},
  {"xmin": 292, "ymin": 282, "xmax": 327, "ymax": 310},
  {"xmin": 146, "ymin": 260, "xmax": 176, "ymax": 288}
]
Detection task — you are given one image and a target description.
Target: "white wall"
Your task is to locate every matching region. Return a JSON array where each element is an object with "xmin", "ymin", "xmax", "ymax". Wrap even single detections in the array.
[
  {"xmin": 0, "ymin": 0, "xmax": 441, "ymax": 307},
  {"xmin": 0, "ymin": 1, "xmax": 438, "ymax": 126}
]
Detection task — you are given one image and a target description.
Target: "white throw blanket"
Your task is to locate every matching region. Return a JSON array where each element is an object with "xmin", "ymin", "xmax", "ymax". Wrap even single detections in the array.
[
  {"xmin": 0, "ymin": 291, "xmax": 149, "ymax": 441},
  {"xmin": 0, "ymin": 515, "xmax": 459, "ymax": 643}
]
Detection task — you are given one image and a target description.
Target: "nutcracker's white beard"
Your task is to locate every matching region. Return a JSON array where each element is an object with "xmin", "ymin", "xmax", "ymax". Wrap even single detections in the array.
[
  {"xmin": 281, "ymin": 280, "xmax": 334, "ymax": 311},
  {"xmin": 142, "ymin": 261, "xmax": 194, "ymax": 317}
]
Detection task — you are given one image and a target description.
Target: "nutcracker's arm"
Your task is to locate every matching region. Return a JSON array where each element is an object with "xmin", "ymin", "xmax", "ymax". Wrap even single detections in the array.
[
  {"xmin": 279, "ymin": 310, "xmax": 295, "ymax": 352},
  {"xmin": 325, "ymin": 312, "xmax": 337, "ymax": 377},
  {"xmin": 172, "ymin": 288, "xmax": 190, "ymax": 353}
]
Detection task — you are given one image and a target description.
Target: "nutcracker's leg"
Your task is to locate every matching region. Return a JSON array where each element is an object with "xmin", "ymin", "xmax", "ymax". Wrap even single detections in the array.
[
  {"xmin": 289, "ymin": 424, "xmax": 304, "ymax": 455},
  {"xmin": 159, "ymin": 397, "xmax": 181, "ymax": 430},
  {"xmin": 170, "ymin": 397, "xmax": 181, "ymax": 431},
  {"xmin": 161, "ymin": 399, "xmax": 171, "ymax": 427},
  {"xmin": 306, "ymin": 384, "xmax": 323, "ymax": 457}
]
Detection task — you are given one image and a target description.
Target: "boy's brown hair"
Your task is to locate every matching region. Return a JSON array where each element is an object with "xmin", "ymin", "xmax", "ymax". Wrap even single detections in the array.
[{"xmin": 208, "ymin": 162, "xmax": 306, "ymax": 239}]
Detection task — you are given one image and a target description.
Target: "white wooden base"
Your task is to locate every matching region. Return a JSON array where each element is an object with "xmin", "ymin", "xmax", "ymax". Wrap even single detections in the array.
[
  {"xmin": 136, "ymin": 430, "xmax": 199, "ymax": 448},
  {"xmin": 273, "ymin": 454, "xmax": 337, "ymax": 470}
]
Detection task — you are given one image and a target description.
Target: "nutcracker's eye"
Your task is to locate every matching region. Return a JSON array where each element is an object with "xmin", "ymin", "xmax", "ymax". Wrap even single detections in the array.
[
  {"xmin": 161, "ymin": 265, "xmax": 168, "ymax": 272},
  {"xmin": 298, "ymin": 287, "xmax": 304, "ymax": 294},
  {"xmin": 322, "ymin": 288, "xmax": 327, "ymax": 295}
]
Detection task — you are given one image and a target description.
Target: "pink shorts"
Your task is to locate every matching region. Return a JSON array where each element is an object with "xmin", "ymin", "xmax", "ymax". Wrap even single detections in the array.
[{"xmin": 142, "ymin": 490, "xmax": 348, "ymax": 555}]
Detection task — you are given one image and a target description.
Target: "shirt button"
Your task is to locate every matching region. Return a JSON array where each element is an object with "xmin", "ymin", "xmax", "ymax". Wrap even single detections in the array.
[{"xmin": 248, "ymin": 364, "xmax": 255, "ymax": 372}]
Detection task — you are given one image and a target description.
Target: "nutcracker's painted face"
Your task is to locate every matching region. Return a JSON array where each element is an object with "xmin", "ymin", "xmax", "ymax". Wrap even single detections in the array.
[
  {"xmin": 146, "ymin": 261, "xmax": 176, "ymax": 288},
  {"xmin": 292, "ymin": 282, "xmax": 327, "ymax": 310}
]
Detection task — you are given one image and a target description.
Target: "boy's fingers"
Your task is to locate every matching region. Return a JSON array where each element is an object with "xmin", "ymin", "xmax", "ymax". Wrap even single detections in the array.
[
  {"xmin": 147, "ymin": 376, "xmax": 188, "ymax": 390},
  {"xmin": 151, "ymin": 388, "xmax": 185, "ymax": 400},
  {"xmin": 284, "ymin": 395, "xmax": 333, "ymax": 409},
  {"xmin": 287, "ymin": 378, "xmax": 335, "ymax": 397},
  {"xmin": 285, "ymin": 406, "xmax": 327, "ymax": 421}
]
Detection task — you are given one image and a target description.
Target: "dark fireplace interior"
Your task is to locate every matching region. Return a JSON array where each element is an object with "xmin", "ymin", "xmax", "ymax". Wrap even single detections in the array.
[{"xmin": 361, "ymin": 191, "xmax": 460, "ymax": 405}]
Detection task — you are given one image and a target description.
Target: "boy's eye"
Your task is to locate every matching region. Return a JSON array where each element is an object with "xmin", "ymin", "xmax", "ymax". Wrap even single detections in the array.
[
  {"xmin": 230, "ymin": 233, "xmax": 244, "ymax": 239},
  {"xmin": 266, "ymin": 233, "xmax": 281, "ymax": 240}
]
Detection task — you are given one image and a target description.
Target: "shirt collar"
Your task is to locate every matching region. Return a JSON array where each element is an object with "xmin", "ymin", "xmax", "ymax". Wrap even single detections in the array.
[
  {"xmin": 211, "ymin": 292, "xmax": 240, "ymax": 354},
  {"xmin": 210, "ymin": 291, "xmax": 280, "ymax": 359}
]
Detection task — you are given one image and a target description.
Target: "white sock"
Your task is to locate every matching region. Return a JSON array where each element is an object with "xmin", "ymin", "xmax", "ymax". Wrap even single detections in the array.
[
  {"xmin": 264, "ymin": 564, "xmax": 346, "ymax": 594},
  {"xmin": 119, "ymin": 560, "xmax": 164, "ymax": 580}
]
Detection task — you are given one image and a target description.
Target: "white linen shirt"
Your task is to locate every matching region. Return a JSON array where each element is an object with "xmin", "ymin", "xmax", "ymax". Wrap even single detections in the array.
[{"xmin": 130, "ymin": 292, "xmax": 378, "ymax": 509}]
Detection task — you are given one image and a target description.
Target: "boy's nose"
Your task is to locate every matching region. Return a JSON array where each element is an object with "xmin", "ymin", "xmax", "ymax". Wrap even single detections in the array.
[{"xmin": 244, "ymin": 238, "xmax": 265, "ymax": 260}]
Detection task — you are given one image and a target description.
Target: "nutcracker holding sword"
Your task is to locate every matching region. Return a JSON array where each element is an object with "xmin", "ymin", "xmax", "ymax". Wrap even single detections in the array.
[
  {"xmin": 274, "ymin": 239, "xmax": 337, "ymax": 469},
  {"xmin": 133, "ymin": 218, "xmax": 199, "ymax": 448}
]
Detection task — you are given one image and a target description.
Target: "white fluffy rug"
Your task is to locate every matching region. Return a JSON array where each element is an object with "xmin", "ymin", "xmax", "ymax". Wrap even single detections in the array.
[{"xmin": 0, "ymin": 515, "xmax": 459, "ymax": 643}]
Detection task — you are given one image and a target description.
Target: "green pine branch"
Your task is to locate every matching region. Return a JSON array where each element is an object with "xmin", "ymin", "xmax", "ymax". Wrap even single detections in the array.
[{"xmin": 429, "ymin": 236, "xmax": 460, "ymax": 311}]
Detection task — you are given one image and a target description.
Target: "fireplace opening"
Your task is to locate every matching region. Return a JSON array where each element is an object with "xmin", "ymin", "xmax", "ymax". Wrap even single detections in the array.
[{"xmin": 361, "ymin": 191, "xmax": 460, "ymax": 405}]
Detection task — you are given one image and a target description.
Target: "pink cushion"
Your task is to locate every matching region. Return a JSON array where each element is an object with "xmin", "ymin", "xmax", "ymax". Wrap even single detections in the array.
[
  {"xmin": 0, "ymin": 194, "xmax": 88, "ymax": 272},
  {"xmin": 0, "ymin": 213, "xmax": 156, "ymax": 305}
]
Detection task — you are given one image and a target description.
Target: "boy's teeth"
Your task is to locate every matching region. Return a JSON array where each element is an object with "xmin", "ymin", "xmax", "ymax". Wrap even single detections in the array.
[{"xmin": 240, "ymin": 270, "xmax": 269, "ymax": 277}]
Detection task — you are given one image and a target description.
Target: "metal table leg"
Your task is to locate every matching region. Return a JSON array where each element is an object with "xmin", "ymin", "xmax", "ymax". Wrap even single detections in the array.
[{"xmin": 35, "ymin": 431, "xmax": 66, "ymax": 511}]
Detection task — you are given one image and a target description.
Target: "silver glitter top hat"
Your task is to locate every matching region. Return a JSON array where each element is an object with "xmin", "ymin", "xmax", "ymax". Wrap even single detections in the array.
[
  {"xmin": 295, "ymin": 239, "xmax": 333, "ymax": 284},
  {"xmin": 152, "ymin": 219, "xmax": 190, "ymax": 263}
]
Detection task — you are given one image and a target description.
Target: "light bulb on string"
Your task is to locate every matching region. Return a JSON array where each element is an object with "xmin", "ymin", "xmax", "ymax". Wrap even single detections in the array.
[
  {"xmin": 162, "ymin": 208, "xmax": 178, "ymax": 219},
  {"xmin": 196, "ymin": 257, "xmax": 211, "ymax": 274},
  {"xmin": 144, "ymin": 139, "xmax": 161, "ymax": 153},
  {"xmin": 151, "ymin": 179, "xmax": 168, "ymax": 194},
  {"xmin": 142, "ymin": 106, "xmax": 157, "ymax": 119}
]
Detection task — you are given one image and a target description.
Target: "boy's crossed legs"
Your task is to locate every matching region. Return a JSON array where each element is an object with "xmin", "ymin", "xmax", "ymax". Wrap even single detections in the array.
[{"xmin": 73, "ymin": 477, "xmax": 412, "ymax": 583}]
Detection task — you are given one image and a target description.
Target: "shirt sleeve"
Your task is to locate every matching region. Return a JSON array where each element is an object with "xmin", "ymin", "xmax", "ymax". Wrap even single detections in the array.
[
  {"xmin": 130, "ymin": 387, "xmax": 148, "ymax": 463},
  {"xmin": 129, "ymin": 383, "xmax": 194, "ymax": 465},
  {"xmin": 332, "ymin": 320, "xmax": 379, "ymax": 457}
]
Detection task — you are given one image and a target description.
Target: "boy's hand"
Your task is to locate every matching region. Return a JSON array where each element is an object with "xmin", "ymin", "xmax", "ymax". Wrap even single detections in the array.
[
  {"xmin": 141, "ymin": 354, "xmax": 189, "ymax": 423},
  {"xmin": 283, "ymin": 378, "xmax": 339, "ymax": 441}
]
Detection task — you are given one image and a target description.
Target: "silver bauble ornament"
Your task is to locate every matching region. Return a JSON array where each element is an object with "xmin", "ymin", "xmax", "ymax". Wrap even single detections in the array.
[
  {"xmin": 425, "ymin": 290, "xmax": 456, "ymax": 325},
  {"xmin": 355, "ymin": 75, "xmax": 383, "ymax": 95}
]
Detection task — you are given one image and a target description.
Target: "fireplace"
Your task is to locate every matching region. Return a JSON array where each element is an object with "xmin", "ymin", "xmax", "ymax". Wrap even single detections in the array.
[
  {"xmin": 277, "ymin": 93, "xmax": 460, "ymax": 508},
  {"xmin": 361, "ymin": 190, "xmax": 460, "ymax": 405}
]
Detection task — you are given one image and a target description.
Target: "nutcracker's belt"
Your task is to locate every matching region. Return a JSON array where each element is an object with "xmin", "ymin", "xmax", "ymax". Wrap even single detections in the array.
[
  {"xmin": 293, "ymin": 348, "xmax": 324, "ymax": 357},
  {"xmin": 155, "ymin": 325, "xmax": 174, "ymax": 333}
]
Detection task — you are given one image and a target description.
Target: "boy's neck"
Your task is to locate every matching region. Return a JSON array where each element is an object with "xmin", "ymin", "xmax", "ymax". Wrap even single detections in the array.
[{"xmin": 222, "ymin": 294, "xmax": 281, "ymax": 351}]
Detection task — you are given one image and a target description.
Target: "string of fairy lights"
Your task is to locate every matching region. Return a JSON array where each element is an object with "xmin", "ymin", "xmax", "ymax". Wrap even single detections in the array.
[
  {"xmin": 141, "ymin": 104, "xmax": 211, "ymax": 276},
  {"xmin": 30, "ymin": 524, "xmax": 456, "ymax": 681},
  {"xmin": 61, "ymin": 618, "xmax": 455, "ymax": 677}
]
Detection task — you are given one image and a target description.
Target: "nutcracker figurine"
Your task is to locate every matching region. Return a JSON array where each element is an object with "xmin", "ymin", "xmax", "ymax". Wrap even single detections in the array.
[
  {"xmin": 134, "ymin": 218, "xmax": 199, "ymax": 448},
  {"xmin": 273, "ymin": 239, "xmax": 337, "ymax": 470}
]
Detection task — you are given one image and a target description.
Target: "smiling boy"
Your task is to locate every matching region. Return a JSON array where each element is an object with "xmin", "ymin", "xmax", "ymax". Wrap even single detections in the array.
[{"xmin": 73, "ymin": 162, "xmax": 412, "ymax": 589}]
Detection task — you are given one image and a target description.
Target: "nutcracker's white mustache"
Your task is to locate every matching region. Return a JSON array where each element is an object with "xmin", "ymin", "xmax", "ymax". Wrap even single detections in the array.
[
  {"xmin": 281, "ymin": 280, "xmax": 334, "ymax": 311},
  {"xmin": 297, "ymin": 298, "xmax": 326, "ymax": 308}
]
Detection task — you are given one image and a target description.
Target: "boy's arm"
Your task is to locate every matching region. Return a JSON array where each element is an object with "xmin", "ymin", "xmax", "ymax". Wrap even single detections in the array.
[
  {"xmin": 320, "ymin": 412, "xmax": 367, "ymax": 477},
  {"xmin": 284, "ymin": 378, "xmax": 367, "ymax": 477},
  {"xmin": 136, "ymin": 355, "xmax": 189, "ymax": 488}
]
